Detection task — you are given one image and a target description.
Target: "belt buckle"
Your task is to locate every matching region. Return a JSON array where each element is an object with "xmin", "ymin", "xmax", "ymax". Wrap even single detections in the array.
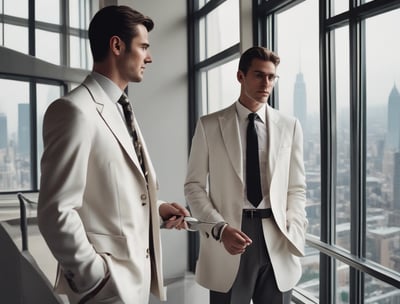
[{"xmin": 249, "ymin": 209, "xmax": 256, "ymax": 219}]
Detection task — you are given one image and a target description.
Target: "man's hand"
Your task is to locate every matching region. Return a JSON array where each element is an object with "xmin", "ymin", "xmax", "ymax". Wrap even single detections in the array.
[
  {"xmin": 221, "ymin": 225, "xmax": 252, "ymax": 255},
  {"xmin": 159, "ymin": 202, "xmax": 190, "ymax": 230}
]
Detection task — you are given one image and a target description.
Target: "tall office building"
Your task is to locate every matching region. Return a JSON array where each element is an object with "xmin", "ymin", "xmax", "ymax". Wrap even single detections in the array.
[
  {"xmin": 18, "ymin": 103, "xmax": 30, "ymax": 156},
  {"xmin": 0, "ymin": 113, "xmax": 7, "ymax": 149},
  {"xmin": 393, "ymin": 152, "xmax": 400, "ymax": 210},
  {"xmin": 293, "ymin": 71, "xmax": 308, "ymax": 134},
  {"xmin": 386, "ymin": 84, "xmax": 400, "ymax": 150}
]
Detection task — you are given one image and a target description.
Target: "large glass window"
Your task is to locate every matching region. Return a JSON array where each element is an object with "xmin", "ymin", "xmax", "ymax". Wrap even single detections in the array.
[
  {"xmin": 35, "ymin": 30, "xmax": 61, "ymax": 65},
  {"xmin": 0, "ymin": 79, "xmax": 29, "ymax": 191},
  {"xmin": 1, "ymin": 0, "xmax": 95, "ymax": 69},
  {"xmin": 0, "ymin": 79, "xmax": 62, "ymax": 192},
  {"xmin": 254, "ymin": 0, "xmax": 400, "ymax": 302},
  {"xmin": 3, "ymin": 0, "xmax": 28, "ymax": 18},
  {"xmin": 198, "ymin": 0, "xmax": 240, "ymax": 61},
  {"xmin": 334, "ymin": 26, "xmax": 351, "ymax": 253},
  {"xmin": 0, "ymin": 1, "xmax": 95, "ymax": 194},
  {"xmin": 35, "ymin": 0, "xmax": 60, "ymax": 24},
  {"xmin": 3, "ymin": 24, "xmax": 29, "ymax": 54},
  {"xmin": 200, "ymin": 58, "xmax": 239, "ymax": 115},
  {"xmin": 365, "ymin": 9, "xmax": 400, "ymax": 277},
  {"xmin": 275, "ymin": 0, "xmax": 321, "ymax": 299}
]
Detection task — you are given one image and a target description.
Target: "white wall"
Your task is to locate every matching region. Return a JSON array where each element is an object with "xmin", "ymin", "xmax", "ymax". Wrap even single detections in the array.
[{"xmin": 121, "ymin": 0, "xmax": 189, "ymax": 281}]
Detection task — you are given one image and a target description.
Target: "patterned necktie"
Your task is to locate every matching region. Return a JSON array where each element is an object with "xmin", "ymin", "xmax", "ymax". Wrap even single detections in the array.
[
  {"xmin": 117, "ymin": 94, "xmax": 146, "ymax": 176},
  {"xmin": 246, "ymin": 113, "xmax": 263, "ymax": 207}
]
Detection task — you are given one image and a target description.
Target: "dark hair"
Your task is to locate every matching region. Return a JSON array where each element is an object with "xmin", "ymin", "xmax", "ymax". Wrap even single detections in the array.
[
  {"xmin": 238, "ymin": 46, "xmax": 280, "ymax": 75},
  {"xmin": 89, "ymin": 5, "xmax": 154, "ymax": 62}
]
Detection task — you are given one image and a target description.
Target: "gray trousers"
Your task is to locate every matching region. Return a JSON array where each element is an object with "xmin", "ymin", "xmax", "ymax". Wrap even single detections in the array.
[{"xmin": 210, "ymin": 215, "xmax": 292, "ymax": 304}]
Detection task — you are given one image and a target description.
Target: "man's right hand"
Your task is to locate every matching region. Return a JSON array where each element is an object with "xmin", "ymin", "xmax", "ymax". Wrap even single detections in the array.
[{"xmin": 220, "ymin": 225, "xmax": 252, "ymax": 255}]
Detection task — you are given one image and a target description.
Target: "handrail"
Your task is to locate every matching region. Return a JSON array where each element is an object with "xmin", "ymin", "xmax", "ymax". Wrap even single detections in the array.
[{"xmin": 306, "ymin": 234, "xmax": 400, "ymax": 289}]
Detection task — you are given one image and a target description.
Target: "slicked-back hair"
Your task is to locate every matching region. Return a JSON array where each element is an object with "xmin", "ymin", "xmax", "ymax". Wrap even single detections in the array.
[
  {"xmin": 238, "ymin": 46, "xmax": 280, "ymax": 75},
  {"xmin": 89, "ymin": 5, "xmax": 154, "ymax": 62}
]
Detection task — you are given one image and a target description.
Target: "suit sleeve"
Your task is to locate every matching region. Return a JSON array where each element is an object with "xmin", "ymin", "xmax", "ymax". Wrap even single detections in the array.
[
  {"xmin": 184, "ymin": 119, "xmax": 225, "ymax": 232},
  {"xmin": 37, "ymin": 100, "xmax": 105, "ymax": 293},
  {"xmin": 286, "ymin": 119, "xmax": 308, "ymax": 256}
]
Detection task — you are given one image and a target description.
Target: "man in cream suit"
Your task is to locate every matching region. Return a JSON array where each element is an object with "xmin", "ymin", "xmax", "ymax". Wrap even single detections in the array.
[
  {"xmin": 38, "ymin": 6, "xmax": 189, "ymax": 304},
  {"xmin": 185, "ymin": 46, "xmax": 308, "ymax": 304}
]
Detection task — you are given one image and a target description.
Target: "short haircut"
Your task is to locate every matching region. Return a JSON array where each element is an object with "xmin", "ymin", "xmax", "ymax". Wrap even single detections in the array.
[
  {"xmin": 238, "ymin": 46, "xmax": 280, "ymax": 75},
  {"xmin": 89, "ymin": 5, "xmax": 154, "ymax": 62}
]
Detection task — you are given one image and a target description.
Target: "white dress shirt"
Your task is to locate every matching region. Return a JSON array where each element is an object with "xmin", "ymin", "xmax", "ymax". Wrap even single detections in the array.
[{"xmin": 235, "ymin": 100, "xmax": 270, "ymax": 209}]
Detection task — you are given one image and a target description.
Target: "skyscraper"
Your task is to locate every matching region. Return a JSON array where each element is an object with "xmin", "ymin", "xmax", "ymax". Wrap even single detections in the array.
[
  {"xmin": 293, "ymin": 71, "xmax": 307, "ymax": 134},
  {"xmin": 386, "ymin": 84, "xmax": 400, "ymax": 151},
  {"xmin": 0, "ymin": 113, "xmax": 7, "ymax": 149}
]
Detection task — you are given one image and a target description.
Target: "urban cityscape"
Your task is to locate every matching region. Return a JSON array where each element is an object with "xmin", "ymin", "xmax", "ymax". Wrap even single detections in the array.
[{"xmin": 291, "ymin": 71, "xmax": 400, "ymax": 303}]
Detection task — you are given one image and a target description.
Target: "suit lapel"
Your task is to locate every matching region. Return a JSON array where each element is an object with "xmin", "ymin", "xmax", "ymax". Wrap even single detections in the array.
[
  {"xmin": 219, "ymin": 104, "xmax": 243, "ymax": 182},
  {"xmin": 266, "ymin": 105, "xmax": 283, "ymax": 179},
  {"xmin": 82, "ymin": 76, "xmax": 144, "ymax": 177}
]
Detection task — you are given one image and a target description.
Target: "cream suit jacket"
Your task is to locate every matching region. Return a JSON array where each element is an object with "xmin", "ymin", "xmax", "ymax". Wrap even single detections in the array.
[
  {"xmin": 38, "ymin": 75, "xmax": 166, "ymax": 303},
  {"xmin": 184, "ymin": 102, "xmax": 308, "ymax": 293}
]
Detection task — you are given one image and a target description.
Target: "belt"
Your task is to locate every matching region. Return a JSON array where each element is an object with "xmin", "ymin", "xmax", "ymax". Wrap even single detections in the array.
[{"xmin": 243, "ymin": 208, "xmax": 273, "ymax": 219}]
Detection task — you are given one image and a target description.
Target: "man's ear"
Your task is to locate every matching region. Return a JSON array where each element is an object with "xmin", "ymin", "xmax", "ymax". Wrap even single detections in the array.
[
  {"xmin": 110, "ymin": 36, "xmax": 123, "ymax": 55},
  {"xmin": 237, "ymin": 70, "xmax": 244, "ymax": 83}
]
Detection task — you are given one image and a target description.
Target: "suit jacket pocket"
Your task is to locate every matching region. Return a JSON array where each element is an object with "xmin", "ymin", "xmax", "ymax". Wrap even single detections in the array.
[
  {"xmin": 85, "ymin": 274, "xmax": 122, "ymax": 304},
  {"xmin": 87, "ymin": 232, "xmax": 130, "ymax": 260}
]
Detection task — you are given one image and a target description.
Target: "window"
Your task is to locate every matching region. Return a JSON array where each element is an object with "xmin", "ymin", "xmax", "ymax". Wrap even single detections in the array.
[
  {"xmin": 190, "ymin": 0, "xmax": 240, "ymax": 116},
  {"xmin": 275, "ymin": 0, "xmax": 321, "ymax": 299},
  {"xmin": 364, "ymin": 9, "xmax": 400, "ymax": 299},
  {"xmin": 0, "ymin": 1, "xmax": 96, "ymax": 194},
  {"xmin": 255, "ymin": 0, "xmax": 400, "ymax": 302},
  {"xmin": 0, "ymin": 0, "xmax": 96, "ymax": 69},
  {"xmin": 0, "ymin": 79, "xmax": 62, "ymax": 192}
]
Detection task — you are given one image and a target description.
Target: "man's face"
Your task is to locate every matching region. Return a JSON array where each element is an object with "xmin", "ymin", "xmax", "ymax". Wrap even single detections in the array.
[
  {"xmin": 238, "ymin": 58, "xmax": 277, "ymax": 105},
  {"xmin": 117, "ymin": 24, "xmax": 152, "ymax": 83}
]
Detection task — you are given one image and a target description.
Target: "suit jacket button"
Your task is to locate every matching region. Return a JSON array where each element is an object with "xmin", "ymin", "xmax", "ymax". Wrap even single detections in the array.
[
  {"xmin": 146, "ymin": 248, "xmax": 150, "ymax": 258},
  {"xmin": 141, "ymin": 194, "xmax": 147, "ymax": 200}
]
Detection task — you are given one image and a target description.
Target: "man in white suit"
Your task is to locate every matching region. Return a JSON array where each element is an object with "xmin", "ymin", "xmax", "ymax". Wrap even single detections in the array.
[
  {"xmin": 38, "ymin": 5, "xmax": 189, "ymax": 304},
  {"xmin": 184, "ymin": 46, "xmax": 308, "ymax": 304}
]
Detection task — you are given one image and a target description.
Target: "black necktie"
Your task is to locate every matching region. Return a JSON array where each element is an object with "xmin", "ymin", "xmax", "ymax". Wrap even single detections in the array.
[
  {"xmin": 118, "ymin": 94, "xmax": 146, "ymax": 176},
  {"xmin": 246, "ymin": 113, "xmax": 263, "ymax": 207}
]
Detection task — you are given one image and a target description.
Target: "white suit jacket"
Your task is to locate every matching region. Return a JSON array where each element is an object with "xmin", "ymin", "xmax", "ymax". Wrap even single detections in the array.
[
  {"xmin": 184, "ymin": 102, "xmax": 308, "ymax": 292},
  {"xmin": 38, "ymin": 75, "xmax": 166, "ymax": 303}
]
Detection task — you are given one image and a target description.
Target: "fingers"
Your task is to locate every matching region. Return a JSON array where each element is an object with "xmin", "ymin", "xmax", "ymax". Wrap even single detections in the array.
[
  {"xmin": 170, "ymin": 202, "xmax": 191, "ymax": 216},
  {"xmin": 221, "ymin": 226, "xmax": 252, "ymax": 255}
]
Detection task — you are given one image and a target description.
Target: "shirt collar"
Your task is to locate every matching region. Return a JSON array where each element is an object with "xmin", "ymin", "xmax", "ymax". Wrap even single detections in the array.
[
  {"xmin": 235, "ymin": 100, "xmax": 266, "ymax": 124},
  {"xmin": 91, "ymin": 71, "xmax": 126, "ymax": 104}
]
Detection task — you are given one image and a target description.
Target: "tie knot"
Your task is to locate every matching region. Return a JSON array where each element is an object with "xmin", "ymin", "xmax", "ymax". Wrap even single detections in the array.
[
  {"xmin": 248, "ymin": 113, "xmax": 258, "ymax": 122},
  {"xmin": 118, "ymin": 93, "xmax": 129, "ymax": 106}
]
